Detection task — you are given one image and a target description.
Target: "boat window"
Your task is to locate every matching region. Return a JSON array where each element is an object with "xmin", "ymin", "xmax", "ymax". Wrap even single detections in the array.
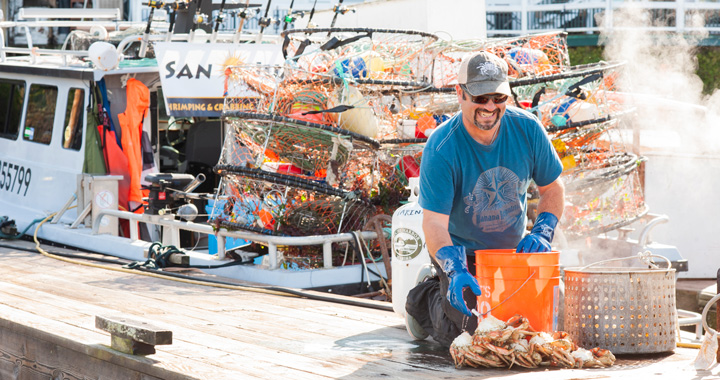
[
  {"xmin": 62, "ymin": 88, "xmax": 85, "ymax": 151},
  {"xmin": 0, "ymin": 79, "xmax": 25, "ymax": 140},
  {"xmin": 23, "ymin": 84, "xmax": 58, "ymax": 146}
]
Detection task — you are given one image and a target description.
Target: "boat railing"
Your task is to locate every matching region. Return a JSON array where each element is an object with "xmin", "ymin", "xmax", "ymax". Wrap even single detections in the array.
[
  {"xmin": 3, "ymin": 7, "xmax": 157, "ymax": 32},
  {"xmin": 487, "ymin": 0, "xmax": 720, "ymax": 36},
  {"xmin": 17, "ymin": 7, "xmax": 122, "ymax": 21},
  {"xmin": 0, "ymin": 9, "xmax": 157, "ymax": 65},
  {"xmin": 90, "ymin": 208, "xmax": 379, "ymax": 270},
  {"xmin": 0, "ymin": 7, "xmax": 281, "ymax": 66}
]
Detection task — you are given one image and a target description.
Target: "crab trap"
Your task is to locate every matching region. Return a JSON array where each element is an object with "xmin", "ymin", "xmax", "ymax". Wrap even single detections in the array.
[
  {"xmin": 510, "ymin": 61, "xmax": 626, "ymax": 132},
  {"xmin": 430, "ymin": 31, "xmax": 571, "ymax": 89},
  {"xmin": 220, "ymin": 112, "xmax": 379, "ymax": 191},
  {"xmin": 281, "ymin": 27, "xmax": 439, "ymax": 87},
  {"xmin": 370, "ymin": 142, "xmax": 424, "ymax": 214},
  {"xmin": 556, "ymin": 118, "xmax": 648, "ymax": 238},
  {"xmin": 211, "ymin": 166, "xmax": 376, "ymax": 237}
]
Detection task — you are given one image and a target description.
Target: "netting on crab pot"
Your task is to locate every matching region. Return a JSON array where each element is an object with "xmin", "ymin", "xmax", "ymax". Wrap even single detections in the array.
[
  {"xmin": 509, "ymin": 61, "xmax": 626, "ymax": 132},
  {"xmin": 430, "ymin": 31, "xmax": 571, "ymax": 89},
  {"xmin": 372, "ymin": 143, "xmax": 424, "ymax": 214},
  {"xmin": 219, "ymin": 112, "xmax": 379, "ymax": 192},
  {"xmin": 281, "ymin": 28, "xmax": 439, "ymax": 86},
  {"xmin": 223, "ymin": 65, "xmax": 284, "ymax": 114},
  {"xmin": 550, "ymin": 117, "xmax": 634, "ymax": 173},
  {"xmin": 211, "ymin": 167, "xmax": 377, "ymax": 236},
  {"xmin": 560, "ymin": 156, "xmax": 647, "ymax": 239},
  {"xmin": 224, "ymin": 64, "xmax": 397, "ymax": 142},
  {"xmin": 373, "ymin": 90, "xmax": 459, "ymax": 142}
]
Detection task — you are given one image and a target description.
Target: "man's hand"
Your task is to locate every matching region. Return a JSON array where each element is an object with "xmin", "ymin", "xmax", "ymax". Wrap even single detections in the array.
[
  {"xmin": 435, "ymin": 246, "xmax": 482, "ymax": 316},
  {"xmin": 516, "ymin": 212, "xmax": 558, "ymax": 253}
]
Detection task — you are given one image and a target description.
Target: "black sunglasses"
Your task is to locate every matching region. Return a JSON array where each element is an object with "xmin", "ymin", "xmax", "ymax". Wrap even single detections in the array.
[{"xmin": 468, "ymin": 93, "xmax": 509, "ymax": 105}]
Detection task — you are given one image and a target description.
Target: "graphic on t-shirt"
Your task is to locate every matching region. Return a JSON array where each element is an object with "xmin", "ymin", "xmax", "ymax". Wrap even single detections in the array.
[{"xmin": 463, "ymin": 167, "xmax": 522, "ymax": 232}]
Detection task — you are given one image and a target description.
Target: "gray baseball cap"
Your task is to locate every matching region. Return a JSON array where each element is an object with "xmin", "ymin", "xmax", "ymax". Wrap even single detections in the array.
[{"xmin": 457, "ymin": 51, "xmax": 511, "ymax": 97}]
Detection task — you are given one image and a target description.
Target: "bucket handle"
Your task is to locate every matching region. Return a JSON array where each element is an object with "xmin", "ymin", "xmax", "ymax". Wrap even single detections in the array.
[
  {"xmin": 579, "ymin": 250, "xmax": 672, "ymax": 271},
  {"xmin": 472, "ymin": 270, "xmax": 536, "ymax": 318}
]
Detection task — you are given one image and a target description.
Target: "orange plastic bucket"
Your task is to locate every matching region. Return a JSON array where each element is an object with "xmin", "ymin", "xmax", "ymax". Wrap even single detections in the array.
[
  {"xmin": 479, "ymin": 264, "xmax": 560, "ymax": 279},
  {"xmin": 475, "ymin": 249, "xmax": 560, "ymax": 332}
]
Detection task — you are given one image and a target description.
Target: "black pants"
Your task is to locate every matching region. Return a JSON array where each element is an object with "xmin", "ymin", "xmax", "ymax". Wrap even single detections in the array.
[{"xmin": 405, "ymin": 254, "xmax": 478, "ymax": 347}]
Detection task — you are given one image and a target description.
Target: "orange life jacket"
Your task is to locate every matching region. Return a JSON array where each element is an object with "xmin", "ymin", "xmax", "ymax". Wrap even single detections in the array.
[
  {"xmin": 97, "ymin": 125, "xmax": 130, "ymax": 211},
  {"xmin": 117, "ymin": 78, "xmax": 150, "ymax": 213}
]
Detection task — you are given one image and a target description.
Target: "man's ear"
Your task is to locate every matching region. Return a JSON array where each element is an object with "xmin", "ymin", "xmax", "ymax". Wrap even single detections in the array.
[{"xmin": 456, "ymin": 85, "xmax": 466, "ymax": 101}]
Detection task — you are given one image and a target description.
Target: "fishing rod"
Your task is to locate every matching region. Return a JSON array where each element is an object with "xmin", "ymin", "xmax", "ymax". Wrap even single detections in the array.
[
  {"xmin": 327, "ymin": 0, "xmax": 343, "ymax": 36},
  {"xmin": 139, "ymin": 0, "xmax": 160, "ymax": 58},
  {"xmin": 211, "ymin": 0, "xmax": 228, "ymax": 42},
  {"xmin": 280, "ymin": 0, "xmax": 316, "ymax": 59},
  {"xmin": 282, "ymin": 0, "xmax": 295, "ymax": 31},
  {"xmin": 165, "ymin": 1, "xmax": 190, "ymax": 42},
  {"xmin": 327, "ymin": 0, "xmax": 355, "ymax": 36},
  {"xmin": 232, "ymin": 0, "xmax": 251, "ymax": 43},
  {"xmin": 188, "ymin": 0, "xmax": 207, "ymax": 42},
  {"xmin": 255, "ymin": 0, "xmax": 273, "ymax": 43},
  {"xmin": 305, "ymin": 0, "xmax": 317, "ymax": 28},
  {"xmin": 166, "ymin": 7, "xmax": 176, "ymax": 41}
]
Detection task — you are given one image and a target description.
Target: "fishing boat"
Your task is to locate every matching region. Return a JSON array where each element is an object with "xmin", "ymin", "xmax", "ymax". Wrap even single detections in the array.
[{"xmin": 0, "ymin": 4, "xmax": 392, "ymax": 296}]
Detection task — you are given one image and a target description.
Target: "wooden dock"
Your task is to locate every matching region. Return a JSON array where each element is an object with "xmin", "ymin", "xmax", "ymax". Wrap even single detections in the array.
[{"xmin": 0, "ymin": 239, "xmax": 717, "ymax": 380}]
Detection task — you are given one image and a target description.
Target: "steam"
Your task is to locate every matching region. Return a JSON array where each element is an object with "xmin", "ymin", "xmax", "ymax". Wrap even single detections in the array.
[{"xmin": 597, "ymin": 7, "xmax": 720, "ymax": 154}]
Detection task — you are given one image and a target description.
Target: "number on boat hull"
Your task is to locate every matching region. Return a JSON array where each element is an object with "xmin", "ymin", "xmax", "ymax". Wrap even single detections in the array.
[{"xmin": 0, "ymin": 160, "xmax": 32, "ymax": 196}]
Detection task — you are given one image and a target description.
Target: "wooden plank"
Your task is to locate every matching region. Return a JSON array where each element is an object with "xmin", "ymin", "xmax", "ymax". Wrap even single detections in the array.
[
  {"xmin": 1, "ymin": 244, "xmax": 712, "ymax": 380},
  {"xmin": 2, "ymin": 265, "xmax": 407, "ymax": 345},
  {"xmin": 0, "ymin": 254, "xmax": 457, "ymax": 378},
  {"xmin": 0, "ymin": 258, "xmax": 399, "ymax": 340},
  {"xmin": 0, "ymin": 293, "xmax": 337, "ymax": 380},
  {"xmin": 0, "ymin": 280, "xmax": 428, "ymax": 379},
  {"xmin": 0, "ymin": 273, "xmax": 412, "ymax": 378},
  {"xmin": 0, "ymin": 304, "xmax": 230, "ymax": 380}
]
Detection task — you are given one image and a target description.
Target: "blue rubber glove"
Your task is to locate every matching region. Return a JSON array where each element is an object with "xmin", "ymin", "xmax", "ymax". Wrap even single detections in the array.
[
  {"xmin": 435, "ymin": 246, "xmax": 483, "ymax": 316},
  {"xmin": 516, "ymin": 212, "xmax": 558, "ymax": 253}
]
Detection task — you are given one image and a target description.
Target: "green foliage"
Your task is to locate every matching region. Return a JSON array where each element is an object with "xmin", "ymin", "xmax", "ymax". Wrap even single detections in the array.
[
  {"xmin": 696, "ymin": 47, "xmax": 720, "ymax": 95},
  {"xmin": 568, "ymin": 46, "xmax": 605, "ymax": 66}
]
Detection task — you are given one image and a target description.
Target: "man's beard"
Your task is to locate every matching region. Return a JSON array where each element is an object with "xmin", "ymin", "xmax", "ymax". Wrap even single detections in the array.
[{"xmin": 473, "ymin": 108, "xmax": 500, "ymax": 131}]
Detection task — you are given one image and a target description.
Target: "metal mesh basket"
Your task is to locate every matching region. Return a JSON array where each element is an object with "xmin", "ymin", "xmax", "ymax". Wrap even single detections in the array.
[{"xmin": 563, "ymin": 254, "xmax": 677, "ymax": 354}]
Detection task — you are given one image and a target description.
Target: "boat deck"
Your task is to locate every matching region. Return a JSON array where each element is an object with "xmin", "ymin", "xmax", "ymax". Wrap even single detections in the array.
[{"xmin": 0, "ymin": 239, "xmax": 716, "ymax": 380}]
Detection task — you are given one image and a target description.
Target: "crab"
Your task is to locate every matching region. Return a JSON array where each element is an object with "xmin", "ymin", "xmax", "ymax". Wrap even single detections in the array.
[
  {"xmin": 529, "ymin": 331, "xmax": 576, "ymax": 368},
  {"xmin": 449, "ymin": 315, "xmax": 615, "ymax": 370},
  {"xmin": 509, "ymin": 339, "xmax": 542, "ymax": 368},
  {"xmin": 450, "ymin": 332, "xmax": 508, "ymax": 368},
  {"xmin": 590, "ymin": 347, "xmax": 616, "ymax": 367}
]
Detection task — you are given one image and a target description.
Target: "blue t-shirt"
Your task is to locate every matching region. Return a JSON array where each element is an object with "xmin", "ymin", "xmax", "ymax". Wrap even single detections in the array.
[{"xmin": 418, "ymin": 106, "xmax": 562, "ymax": 253}]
